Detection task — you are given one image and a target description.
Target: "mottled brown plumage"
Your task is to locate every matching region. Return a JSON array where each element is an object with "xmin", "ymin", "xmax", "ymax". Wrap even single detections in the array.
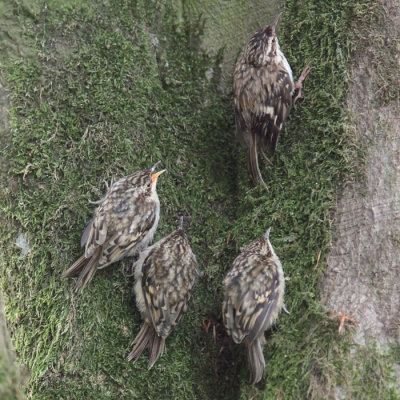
[
  {"xmin": 222, "ymin": 228, "xmax": 285, "ymax": 384},
  {"xmin": 62, "ymin": 162, "xmax": 165, "ymax": 292},
  {"xmin": 234, "ymin": 14, "xmax": 309, "ymax": 186},
  {"xmin": 128, "ymin": 217, "xmax": 199, "ymax": 368}
]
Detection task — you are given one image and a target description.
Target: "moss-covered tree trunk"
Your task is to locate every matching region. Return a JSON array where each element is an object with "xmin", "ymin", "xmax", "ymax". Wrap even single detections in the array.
[{"xmin": 0, "ymin": 1, "xmax": 398, "ymax": 399}]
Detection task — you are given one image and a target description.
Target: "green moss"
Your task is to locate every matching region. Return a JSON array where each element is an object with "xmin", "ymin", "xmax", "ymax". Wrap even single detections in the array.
[{"xmin": 0, "ymin": 0, "xmax": 398, "ymax": 399}]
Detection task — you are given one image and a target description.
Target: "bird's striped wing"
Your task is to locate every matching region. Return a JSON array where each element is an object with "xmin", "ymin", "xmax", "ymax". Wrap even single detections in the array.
[
  {"xmin": 84, "ymin": 208, "xmax": 108, "ymax": 258},
  {"xmin": 252, "ymin": 68, "xmax": 293, "ymax": 155},
  {"xmin": 223, "ymin": 254, "xmax": 280, "ymax": 345},
  {"xmin": 234, "ymin": 55, "xmax": 255, "ymax": 148},
  {"xmin": 97, "ymin": 205, "xmax": 156, "ymax": 268},
  {"xmin": 141, "ymin": 234, "xmax": 198, "ymax": 338}
]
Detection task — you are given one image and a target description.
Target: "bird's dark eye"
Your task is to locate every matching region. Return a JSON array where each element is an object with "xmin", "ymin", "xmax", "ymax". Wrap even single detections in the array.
[{"xmin": 272, "ymin": 39, "xmax": 276, "ymax": 43}]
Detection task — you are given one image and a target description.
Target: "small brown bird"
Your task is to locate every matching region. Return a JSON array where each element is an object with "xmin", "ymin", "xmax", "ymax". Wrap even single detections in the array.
[
  {"xmin": 234, "ymin": 13, "xmax": 310, "ymax": 186},
  {"xmin": 128, "ymin": 217, "xmax": 199, "ymax": 369},
  {"xmin": 222, "ymin": 228, "xmax": 285, "ymax": 384},
  {"xmin": 62, "ymin": 162, "xmax": 165, "ymax": 292}
]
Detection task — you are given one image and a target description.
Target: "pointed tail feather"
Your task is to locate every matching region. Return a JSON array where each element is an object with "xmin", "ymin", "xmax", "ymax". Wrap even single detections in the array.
[
  {"xmin": 62, "ymin": 255, "xmax": 87, "ymax": 279},
  {"xmin": 128, "ymin": 322, "xmax": 165, "ymax": 369},
  {"xmin": 148, "ymin": 332, "xmax": 165, "ymax": 370},
  {"xmin": 246, "ymin": 336, "xmax": 266, "ymax": 384},
  {"xmin": 74, "ymin": 248, "xmax": 101, "ymax": 292},
  {"xmin": 268, "ymin": 124, "xmax": 280, "ymax": 157},
  {"xmin": 248, "ymin": 133, "xmax": 267, "ymax": 188},
  {"xmin": 128, "ymin": 323, "xmax": 152, "ymax": 362}
]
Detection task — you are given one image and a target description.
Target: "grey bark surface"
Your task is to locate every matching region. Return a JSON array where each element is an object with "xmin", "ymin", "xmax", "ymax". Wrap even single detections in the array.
[
  {"xmin": 321, "ymin": 0, "xmax": 400, "ymax": 354},
  {"xmin": 193, "ymin": 0, "xmax": 279, "ymax": 86},
  {"xmin": 0, "ymin": 290, "xmax": 25, "ymax": 399}
]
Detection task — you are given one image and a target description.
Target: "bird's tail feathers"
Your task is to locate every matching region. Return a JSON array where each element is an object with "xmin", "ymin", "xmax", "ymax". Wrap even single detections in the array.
[
  {"xmin": 128, "ymin": 322, "xmax": 165, "ymax": 370},
  {"xmin": 62, "ymin": 255, "xmax": 87, "ymax": 279},
  {"xmin": 128, "ymin": 323, "xmax": 151, "ymax": 362},
  {"xmin": 63, "ymin": 247, "xmax": 101, "ymax": 292},
  {"xmin": 268, "ymin": 124, "xmax": 280, "ymax": 157},
  {"xmin": 248, "ymin": 133, "xmax": 267, "ymax": 187},
  {"xmin": 74, "ymin": 252, "xmax": 99, "ymax": 292},
  {"xmin": 246, "ymin": 335, "xmax": 266, "ymax": 384},
  {"xmin": 148, "ymin": 330, "xmax": 165, "ymax": 369}
]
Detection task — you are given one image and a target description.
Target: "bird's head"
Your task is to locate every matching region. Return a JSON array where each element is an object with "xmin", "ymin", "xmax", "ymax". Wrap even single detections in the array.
[
  {"xmin": 242, "ymin": 227, "xmax": 276, "ymax": 256},
  {"xmin": 127, "ymin": 161, "xmax": 166, "ymax": 193},
  {"xmin": 244, "ymin": 13, "xmax": 281, "ymax": 66}
]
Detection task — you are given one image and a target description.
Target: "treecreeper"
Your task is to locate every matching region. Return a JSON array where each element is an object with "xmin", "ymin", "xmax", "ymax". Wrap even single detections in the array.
[
  {"xmin": 234, "ymin": 13, "xmax": 310, "ymax": 187},
  {"xmin": 222, "ymin": 228, "xmax": 286, "ymax": 384},
  {"xmin": 62, "ymin": 161, "xmax": 165, "ymax": 292}
]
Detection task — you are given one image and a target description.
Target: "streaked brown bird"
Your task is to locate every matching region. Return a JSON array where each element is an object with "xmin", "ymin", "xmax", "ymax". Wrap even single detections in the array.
[
  {"xmin": 234, "ymin": 13, "xmax": 310, "ymax": 187},
  {"xmin": 62, "ymin": 161, "xmax": 165, "ymax": 292},
  {"xmin": 222, "ymin": 228, "xmax": 286, "ymax": 384},
  {"xmin": 128, "ymin": 217, "xmax": 199, "ymax": 369}
]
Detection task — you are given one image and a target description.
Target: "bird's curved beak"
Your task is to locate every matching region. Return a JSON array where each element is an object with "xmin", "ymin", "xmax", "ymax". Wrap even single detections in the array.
[
  {"xmin": 271, "ymin": 12, "xmax": 282, "ymax": 29},
  {"xmin": 264, "ymin": 227, "xmax": 272, "ymax": 240},
  {"xmin": 151, "ymin": 169, "xmax": 166, "ymax": 183},
  {"xmin": 150, "ymin": 160, "xmax": 161, "ymax": 172}
]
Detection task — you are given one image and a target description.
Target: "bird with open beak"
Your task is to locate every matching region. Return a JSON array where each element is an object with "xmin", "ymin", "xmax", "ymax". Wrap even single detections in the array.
[
  {"xmin": 128, "ymin": 217, "xmax": 199, "ymax": 369},
  {"xmin": 62, "ymin": 161, "xmax": 166, "ymax": 292},
  {"xmin": 222, "ymin": 228, "xmax": 286, "ymax": 384},
  {"xmin": 234, "ymin": 13, "xmax": 310, "ymax": 187}
]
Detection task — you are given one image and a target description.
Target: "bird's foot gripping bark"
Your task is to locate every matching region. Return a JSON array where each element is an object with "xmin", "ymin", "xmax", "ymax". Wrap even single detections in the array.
[
  {"xmin": 294, "ymin": 63, "xmax": 311, "ymax": 105},
  {"xmin": 332, "ymin": 311, "xmax": 357, "ymax": 334},
  {"xmin": 202, "ymin": 317, "xmax": 219, "ymax": 344}
]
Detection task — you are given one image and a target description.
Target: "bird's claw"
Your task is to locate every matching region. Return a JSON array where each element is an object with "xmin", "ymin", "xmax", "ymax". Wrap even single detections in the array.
[
  {"xmin": 202, "ymin": 317, "xmax": 212, "ymax": 333},
  {"xmin": 294, "ymin": 63, "xmax": 311, "ymax": 105},
  {"xmin": 332, "ymin": 311, "xmax": 356, "ymax": 334},
  {"xmin": 202, "ymin": 317, "xmax": 217, "ymax": 344},
  {"xmin": 296, "ymin": 64, "xmax": 311, "ymax": 87}
]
